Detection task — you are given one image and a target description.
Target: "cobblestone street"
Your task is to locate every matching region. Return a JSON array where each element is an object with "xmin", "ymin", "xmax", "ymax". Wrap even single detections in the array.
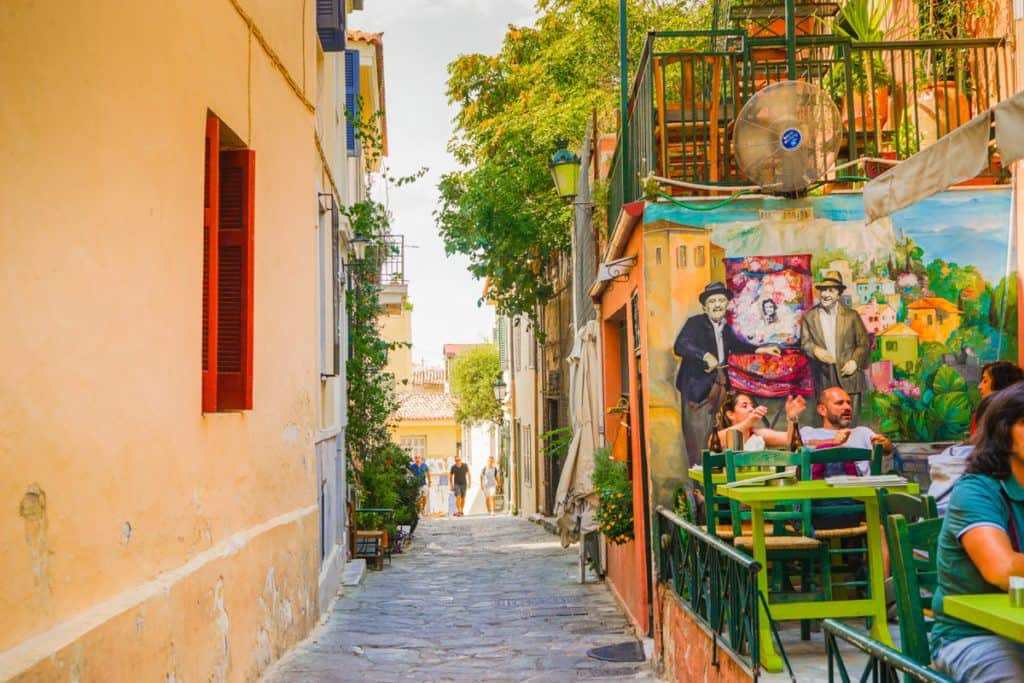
[{"xmin": 263, "ymin": 515, "xmax": 656, "ymax": 682}]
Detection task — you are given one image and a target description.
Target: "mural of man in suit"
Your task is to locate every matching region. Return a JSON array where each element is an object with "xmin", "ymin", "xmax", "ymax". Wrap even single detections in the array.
[
  {"xmin": 674, "ymin": 282, "xmax": 781, "ymax": 469},
  {"xmin": 800, "ymin": 271, "xmax": 871, "ymax": 419}
]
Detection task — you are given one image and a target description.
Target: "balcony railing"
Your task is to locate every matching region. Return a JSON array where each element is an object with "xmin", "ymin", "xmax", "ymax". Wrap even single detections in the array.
[
  {"xmin": 656, "ymin": 505, "xmax": 785, "ymax": 677},
  {"xmin": 607, "ymin": 30, "xmax": 1010, "ymax": 233},
  {"xmin": 362, "ymin": 234, "xmax": 406, "ymax": 286},
  {"xmin": 824, "ymin": 619, "xmax": 954, "ymax": 683}
]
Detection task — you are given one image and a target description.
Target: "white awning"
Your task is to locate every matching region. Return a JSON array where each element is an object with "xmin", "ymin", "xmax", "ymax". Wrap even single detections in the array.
[{"xmin": 864, "ymin": 90, "xmax": 1024, "ymax": 222}]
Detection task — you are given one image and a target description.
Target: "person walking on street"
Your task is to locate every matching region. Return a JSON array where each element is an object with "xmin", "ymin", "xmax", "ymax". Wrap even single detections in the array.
[
  {"xmin": 407, "ymin": 454, "xmax": 431, "ymax": 514},
  {"xmin": 481, "ymin": 456, "xmax": 500, "ymax": 516},
  {"xmin": 450, "ymin": 455, "xmax": 471, "ymax": 517}
]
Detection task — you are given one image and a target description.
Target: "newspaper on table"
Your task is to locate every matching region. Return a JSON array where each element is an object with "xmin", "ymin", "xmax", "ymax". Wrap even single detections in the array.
[{"xmin": 825, "ymin": 474, "xmax": 907, "ymax": 488}]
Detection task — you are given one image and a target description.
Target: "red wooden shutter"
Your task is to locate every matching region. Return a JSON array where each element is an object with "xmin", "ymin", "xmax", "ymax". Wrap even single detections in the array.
[
  {"xmin": 202, "ymin": 115, "xmax": 220, "ymax": 413},
  {"xmin": 216, "ymin": 149, "xmax": 255, "ymax": 410}
]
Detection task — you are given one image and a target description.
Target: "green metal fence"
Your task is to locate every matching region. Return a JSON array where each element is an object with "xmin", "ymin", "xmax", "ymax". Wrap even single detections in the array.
[
  {"xmin": 607, "ymin": 30, "xmax": 1010, "ymax": 237},
  {"xmin": 656, "ymin": 505, "xmax": 769, "ymax": 676},
  {"xmin": 824, "ymin": 619, "xmax": 955, "ymax": 683}
]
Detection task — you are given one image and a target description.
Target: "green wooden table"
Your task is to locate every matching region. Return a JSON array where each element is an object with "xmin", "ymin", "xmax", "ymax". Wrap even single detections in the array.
[
  {"xmin": 718, "ymin": 480, "xmax": 919, "ymax": 673},
  {"xmin": 687, "ymin": 466, "xmax": 769, "ymax": 486},
  {"xmin": 944, "ymin": 594, "xmax": 1024, "ymax": 643}
]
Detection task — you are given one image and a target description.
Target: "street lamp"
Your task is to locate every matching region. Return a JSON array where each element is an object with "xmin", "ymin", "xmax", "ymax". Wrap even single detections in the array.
[
  {"xmin": 349, "ymin": 232, "xmax": 370, "ymax": 261},
  {"xmin": 549, "ymin": 140, "xmax": 581, "ymax": 202},
  {"xmin": 492, "ymin": 375, "xmax": 508, "ymax": 403}
]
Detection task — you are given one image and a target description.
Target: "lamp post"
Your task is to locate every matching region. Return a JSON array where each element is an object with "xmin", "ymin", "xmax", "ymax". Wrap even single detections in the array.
[
  {"xmin": 549, "ymin": 140, "xmax": 582, "ymax": 202},
  {"xmin": 349, "ymin": 232, "xmax": 369, "ymax": 261},
  {"xmin": 492, "ymin": 376, "xmax": 508, "ymax": 403}
]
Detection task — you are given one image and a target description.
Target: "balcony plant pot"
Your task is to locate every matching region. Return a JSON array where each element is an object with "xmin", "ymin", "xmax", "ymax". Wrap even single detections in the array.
[
  {"xmin": 842, "ymin": 85, "xmax": 890, "ymax": 131},
  {"xmin": 916, "ymin": 81, "xmax": 972, "ymax": 148}
]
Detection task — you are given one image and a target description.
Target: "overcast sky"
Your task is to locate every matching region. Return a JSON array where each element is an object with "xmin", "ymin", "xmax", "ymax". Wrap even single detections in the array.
[{"xmin": 350, "ymin": 1, "xmax": 537, "ymax": 366}]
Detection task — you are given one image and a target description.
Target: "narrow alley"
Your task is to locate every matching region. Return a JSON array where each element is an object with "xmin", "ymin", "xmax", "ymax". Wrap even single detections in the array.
[{"xmin": 263, "ymin": 516, "xmax": 654, "ymax": 682}]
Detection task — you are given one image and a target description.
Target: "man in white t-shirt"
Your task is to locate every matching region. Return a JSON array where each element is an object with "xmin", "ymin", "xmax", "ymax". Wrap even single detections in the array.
[
  {"xmin": 799, "ymin": 387, "xmax": 893, "ymax": 528},
  {"xmin": 799, "ymin": 386, "xmax": 893, "ymax": 476}
]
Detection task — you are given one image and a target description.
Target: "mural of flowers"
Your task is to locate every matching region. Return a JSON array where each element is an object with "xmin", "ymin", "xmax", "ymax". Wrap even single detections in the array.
[{"xmin": 726, "ymin": 254, "xmax": 813, "ymax": 347}]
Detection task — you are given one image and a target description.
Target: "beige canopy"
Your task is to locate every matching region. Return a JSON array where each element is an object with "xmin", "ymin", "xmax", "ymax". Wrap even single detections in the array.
[
  {"xmin": 864, "ymin": 90, "xmax": 1024, "ymax": 222},
  {"xmin": 554, "ymin": 319, "xmax": 602, "ymax": 546}
]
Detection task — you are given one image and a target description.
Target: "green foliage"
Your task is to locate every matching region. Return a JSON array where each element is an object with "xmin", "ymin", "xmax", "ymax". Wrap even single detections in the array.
[
  {"xmin": 823, "ymin": 53, "xmax": 892, "ymax": 101},
  {"xmin": 542, "ymin": 426, "xmax": 574, "ymax": 461},
  {"xmin": 345, "ymin": 103, "xmax": 424, "ymax": 529},
  {"xmin": 450, "ymin": 344, "xmax": 502, "ymax": 423},
  {"xmin": 895, "ymin": 116, "xmax": 920, "ymax": 156},
  {"xmin": 592, "ymin": 446, "xmax": 633, "ymax": 544},
  {"xmin": 871, "ymin": 364, "xmax": 975, "ymax": 441},
  {"xmin": 437, "ymin": 0, "xmax": 712, "ymax": 322}
]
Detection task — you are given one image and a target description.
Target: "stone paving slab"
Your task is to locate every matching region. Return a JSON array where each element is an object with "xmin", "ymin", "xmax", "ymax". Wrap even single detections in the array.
[{"xmin": 263, "ymin": 515, "xmax": 656, "ymax": 682}]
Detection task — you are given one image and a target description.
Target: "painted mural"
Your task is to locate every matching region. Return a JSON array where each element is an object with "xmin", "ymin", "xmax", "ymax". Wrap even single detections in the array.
[{"xmin": 657, "ymin": 189, "xmax": 1016, "ymax": 455}]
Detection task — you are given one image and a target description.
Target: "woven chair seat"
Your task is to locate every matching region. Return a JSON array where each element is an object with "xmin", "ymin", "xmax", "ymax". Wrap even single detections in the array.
[
  {"xmin": 734, "ymin": 534, "xmax": 822, "ymax": 551},
  {"xmin": 715, "ymin": 523, "xmax": 785, "ymax": 539},
  {"xmin": 814, "ymin": 523, "xmax": 868, "ymax": 540}
]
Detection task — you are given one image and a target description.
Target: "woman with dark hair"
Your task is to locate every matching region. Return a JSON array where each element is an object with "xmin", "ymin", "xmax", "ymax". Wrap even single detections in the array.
[
  {"xmin": 972, "ymin": 361, "xmax": 1024, "ymax": 435},
  {"xmin": 931, "ymin": 382, "xmax": 1024, "ymax": 680},
  {"xmin": 709, "ymin": 392, "xmax": 806, "ymax": 450}
]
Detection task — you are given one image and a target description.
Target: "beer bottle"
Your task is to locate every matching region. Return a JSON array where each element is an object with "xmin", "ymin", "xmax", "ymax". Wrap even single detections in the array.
[{"xmin": 789, "ymin": 417, "xmax": 804, "ymax": 452}]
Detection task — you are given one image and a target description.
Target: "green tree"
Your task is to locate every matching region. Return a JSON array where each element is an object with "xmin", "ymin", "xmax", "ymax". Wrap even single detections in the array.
[
  {"xmin": 437, "ymin": 0, "xmax": 712, "ymax": 322},
  {"xmin": 450, "ymin": 344, "xmax": 502, "ymax": 424}
]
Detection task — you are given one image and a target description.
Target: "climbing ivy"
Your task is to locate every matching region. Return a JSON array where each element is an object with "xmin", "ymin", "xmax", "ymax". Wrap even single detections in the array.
[{"xmin": 344, "ymin": 105, "xmax": 425, "ymax": 526}]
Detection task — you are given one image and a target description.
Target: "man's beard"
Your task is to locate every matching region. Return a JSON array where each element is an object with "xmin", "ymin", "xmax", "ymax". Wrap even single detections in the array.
[{"xmin": 826, "ymin": 409, "xmax": 853, "ymax": 428}]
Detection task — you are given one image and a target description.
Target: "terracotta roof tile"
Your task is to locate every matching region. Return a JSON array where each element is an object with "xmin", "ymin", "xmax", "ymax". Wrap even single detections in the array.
[
  {"xmin": 878, "ymin": 323, "xmax": 919, "ymax": 337},
  {"xmin": 394, "ymin": 391, "xmax": 459, "ymax": 421},
  {"xmin": 907, "ymin": 297, "xmax": 960, "ymax": 313}
]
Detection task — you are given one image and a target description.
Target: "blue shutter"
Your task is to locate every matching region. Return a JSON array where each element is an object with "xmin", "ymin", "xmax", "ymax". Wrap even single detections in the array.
[
  {"xmin": 344, "ymin": 49, "xmax": 360, "ymax": 157},
  {"xmin": 316, "ymin": 0, "xmax": 345, "ymax": 52}
]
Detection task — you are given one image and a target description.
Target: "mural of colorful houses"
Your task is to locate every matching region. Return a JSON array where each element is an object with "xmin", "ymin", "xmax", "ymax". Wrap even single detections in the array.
[
  {"xmin": 907, "ymin": 297, "xmax": 962, "ymax": 343},
  {"xmin": 877, "ymin": 323, "xmax": 920, "ymax": 372},
  {"xmin": 857, "ymin": 300, "xmax": 898, "ymax": 335},
  {"xmin": 854, "ymin": 276, "xmax": 896, "ymax": 305}
]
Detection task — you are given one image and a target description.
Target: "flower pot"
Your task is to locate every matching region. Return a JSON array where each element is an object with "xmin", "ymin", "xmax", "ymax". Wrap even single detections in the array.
[
  {"xmin": 915, "ymin": 82, "xmax": 972, "ymax": 148},
  {"xmin": 841, "ymin": 86, "xmax": 890, "ymax": 131}
]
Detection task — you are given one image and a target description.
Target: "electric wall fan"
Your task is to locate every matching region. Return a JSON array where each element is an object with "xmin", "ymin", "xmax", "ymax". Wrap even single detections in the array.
[{"xmin": 733, "ymin": 80, "xmax": 843, "ymax": 194}]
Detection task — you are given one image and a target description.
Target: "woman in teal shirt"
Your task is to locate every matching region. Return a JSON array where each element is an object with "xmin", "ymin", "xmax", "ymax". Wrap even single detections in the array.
[{"xmin": 932, "ymin": 383, "xmax": 1024, "ymax": 681}]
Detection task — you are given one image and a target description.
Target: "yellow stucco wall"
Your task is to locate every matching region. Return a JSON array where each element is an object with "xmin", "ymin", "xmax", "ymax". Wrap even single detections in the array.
[
  {"xmin": 380, "ymin": 305, "xmax": 413, "ymax": 386},
  {"xmin": 392, "ymin": 421, "xmax": 462, "ymax": 462},
  {"xmin": 0, "ymin": 1, "xmax": 328, "ymax": 679}
]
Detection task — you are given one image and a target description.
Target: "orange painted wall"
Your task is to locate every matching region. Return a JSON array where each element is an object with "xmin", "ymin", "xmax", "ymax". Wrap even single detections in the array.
[{"xmin": 599, "ymin": 225, "xmax": 650, "ymax": 633}]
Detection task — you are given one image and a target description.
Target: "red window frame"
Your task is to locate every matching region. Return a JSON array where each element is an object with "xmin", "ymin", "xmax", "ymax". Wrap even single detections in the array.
[{"xmin": 203, "ymin": 113, "xmax": 254, "ymax": 412}]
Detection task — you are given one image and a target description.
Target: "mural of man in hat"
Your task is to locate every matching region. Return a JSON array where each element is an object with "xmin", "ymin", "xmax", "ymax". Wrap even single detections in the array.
[
  {"xmin": 800, "ymin": 270, "xmax": 871, "ymax": 418},
  {"xmin": 674, "ymin": 281, "xmax": 781, "ymax": 469}
]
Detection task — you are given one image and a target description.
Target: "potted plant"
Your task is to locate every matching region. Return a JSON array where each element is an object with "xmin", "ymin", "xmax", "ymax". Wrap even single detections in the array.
[{"xmin": 824, "ymin": 0, "xmax": 899, "ymax": 149}]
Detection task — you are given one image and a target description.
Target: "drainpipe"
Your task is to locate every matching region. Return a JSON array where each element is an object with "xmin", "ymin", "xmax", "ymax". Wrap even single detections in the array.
[{"xmin": 508, "ymin": 317, "xmax": 518, "ymax": 514}]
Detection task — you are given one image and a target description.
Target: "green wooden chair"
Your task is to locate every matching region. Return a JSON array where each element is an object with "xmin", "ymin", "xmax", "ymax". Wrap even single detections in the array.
[
  {"xmin": 700, "ymin": 450, "xmax": 776, "ymax": 540},
  {"xmin": 723, "ymin": 448, "xmax": 817, "ymax": 548},
  {"xmin": 880, "ymin": 489, "xmax": 938, "ymax": 522},
  {"xmin": 883, "ymin": 493, "xmax": 941, "ymax": 668},
  {"xmin": 724, "ymin": 448, "xmax": 830, "ymax": 640},
  {"xmin": 805, "ymin": 444, "xmax": 884, "ymax": 537},
  {"xmin": 804, "ymin": 445, "xmax": 886, "ymax": 597}
]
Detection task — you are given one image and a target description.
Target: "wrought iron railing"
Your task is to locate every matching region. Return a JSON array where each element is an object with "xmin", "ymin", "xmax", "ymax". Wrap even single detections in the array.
[
  {"xmin": 655, "ymin": 505, "xmax": 766, "ymax": 673},
  {"xmin": 378, "ymin": 233, "xmax": 405, "ymax": 284},
  {"xmin": 824, "ymin": 619, "xmax": 955, "ymax": 683},
  {"xmin": 607, "ymin": 29, "xmax": 1010, "ymax": 235}
]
